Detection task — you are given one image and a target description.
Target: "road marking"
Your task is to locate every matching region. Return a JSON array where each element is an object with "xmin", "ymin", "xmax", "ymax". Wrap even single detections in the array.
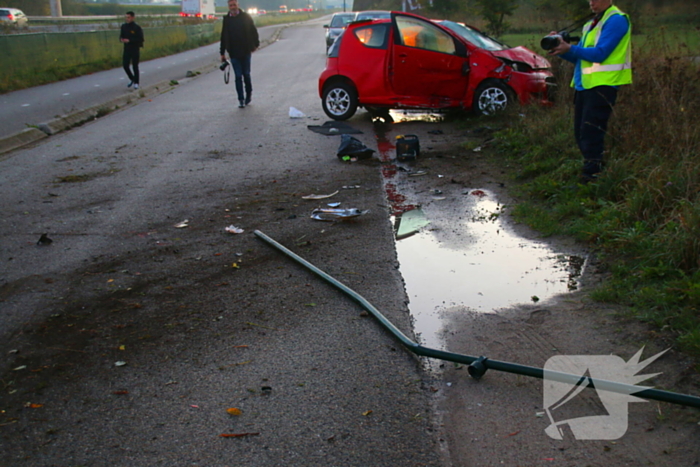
[
  {"xmin": 22, "ymin": 104, "xmax": 30, "ymax": 107},
  {"xmin": 63, "ymin": 93, "xmax": 70, "ymax": 96}
]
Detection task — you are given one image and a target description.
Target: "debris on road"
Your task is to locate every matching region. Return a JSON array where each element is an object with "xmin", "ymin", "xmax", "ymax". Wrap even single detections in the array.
[
  {"xmin": 289, "ymin": 107, "xmax": 305, "ymax": 118},
  {"xmin": 396, "ymin": 208, "xmax": 430, "ymax": 239},
  {"xmin": 37, "ymin": 233, "xmax": 53, "ymax": 245},
  {"xmin": 174, "ymin": 220, "xmax": 189, "ymax": 228},
  {"xmin": 307, "ymin": 121, "xmax": 363, "ymax": 136},
  {"xmin": 302, "ymin": 190, "xmax": 338, "ymax": 200},
  {"xmin": 337, "ymin": 134, "xmax": 375, "ymax": 160},
  {"xmin": 224, "ymin": 225, "xmax": 244, "ymax": 234},
  {"xmin": 311, "ymin": 208, "xmax": 369, "ymax": 222}
]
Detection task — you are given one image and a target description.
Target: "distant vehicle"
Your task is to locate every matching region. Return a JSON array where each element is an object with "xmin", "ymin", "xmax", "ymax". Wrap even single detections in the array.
[
  {"xmin": 180, "ymin": 0, "xmax": 215, "ymax": 18},
  {"xmin": 324, "ymin": 12, "xmax": 357, "ymax": 50},
  {"xmin": 0, "ymin": 8, "xmax": 28, "ymax": 28},
  {"xmin": 319, "ymin": 11, "xmax": 554, "ymax": 120},
  {"xmin": 279, "ymin": 5, "xmax": 288, "ymax": 13},
  {"xmin": 355, "ymin": 10, "xmax": 391, "ymax": 21}
]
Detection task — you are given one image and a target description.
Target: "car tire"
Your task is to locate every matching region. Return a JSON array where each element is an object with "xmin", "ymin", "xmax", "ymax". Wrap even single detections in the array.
[
  {"xmin": 322, "ymin": 82, "xmax": 358, "ymax": 121},
  {"xmin": 473, "ymin": 80, "xmax": 512, "ymax": 116}
]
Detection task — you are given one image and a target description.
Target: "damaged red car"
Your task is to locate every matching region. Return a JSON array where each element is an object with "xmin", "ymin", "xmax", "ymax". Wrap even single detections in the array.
[{"xmin": 319, "ymin": 11, "xmax": 555, "ymax": 120}]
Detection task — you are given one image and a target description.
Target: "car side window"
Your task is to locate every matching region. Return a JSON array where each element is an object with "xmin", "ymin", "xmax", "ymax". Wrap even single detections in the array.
[
  {"xmin": 395, "ymin": 17, "xmax": 456, "ymax": 54},
  {"xmin": 354, "ymin": 24, "xmax": 389, "ymax": 49}
]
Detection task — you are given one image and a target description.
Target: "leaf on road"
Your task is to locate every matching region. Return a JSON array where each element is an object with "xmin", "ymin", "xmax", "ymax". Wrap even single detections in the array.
[
  {"xmin": 362, "ymin": 410, "xmax": 372, "ymax": 416},
  {"xmin": 226, "ymin": 408, "xmax": 242, "ymax": 416}
]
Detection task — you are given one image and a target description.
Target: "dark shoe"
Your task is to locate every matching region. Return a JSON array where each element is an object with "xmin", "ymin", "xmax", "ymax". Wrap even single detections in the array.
[
  {"xmin": 127, "ymin": 81, "xmax": 134, "ymax": 88},
  {"xmin": 580, "ymin": 173, "xmax": 599, "ymax": 184},
  {"xmin": 245, "ymin": 95, "xmax": 251, "ymax": 105},
  {"xmin": 238, "ymin": 100, "xmax": 245, "ymax": 108}
]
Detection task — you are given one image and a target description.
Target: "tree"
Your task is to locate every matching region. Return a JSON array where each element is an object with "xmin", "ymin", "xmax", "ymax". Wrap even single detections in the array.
[{"xmin": 474, "ymin": 0, "xmax": 518, "ymax": 36}]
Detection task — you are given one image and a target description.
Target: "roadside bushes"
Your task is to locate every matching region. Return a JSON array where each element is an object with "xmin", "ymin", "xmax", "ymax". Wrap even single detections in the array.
[{"xmin": 491, "ymin": 36, "xmax": 700, "ymax": 355}]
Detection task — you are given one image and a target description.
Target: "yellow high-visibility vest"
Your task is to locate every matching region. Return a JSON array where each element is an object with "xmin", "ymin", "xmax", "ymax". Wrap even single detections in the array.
[{"xmin": 576, "ymin": 5, "xmax": 632, "ymax": 88}]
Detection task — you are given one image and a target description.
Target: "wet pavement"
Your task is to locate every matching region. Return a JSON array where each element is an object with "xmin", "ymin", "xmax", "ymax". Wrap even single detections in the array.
[{"xmin": 372, "ymin": 113, "xmax": 585, "ymax": 349}]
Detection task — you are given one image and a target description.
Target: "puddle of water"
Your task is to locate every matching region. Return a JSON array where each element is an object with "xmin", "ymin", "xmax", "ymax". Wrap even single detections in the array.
[
  {"xmin": 394, "ymin": 193, "xmax": 584, "ymax": 348},
  {"xmin": 373, "ymin": 122, "xmax": 584, "ymax": 350}
]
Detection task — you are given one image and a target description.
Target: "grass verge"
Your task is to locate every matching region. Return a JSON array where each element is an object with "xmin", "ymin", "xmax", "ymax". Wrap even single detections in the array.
[{"xmin": 481, "ymin": 38, "xmax": 700, "ymax": 356}]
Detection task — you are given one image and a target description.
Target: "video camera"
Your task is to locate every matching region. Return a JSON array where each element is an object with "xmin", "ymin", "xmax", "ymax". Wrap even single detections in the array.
[
  {"xmin": 540, "ymin": 13, "xmax": 593, "ymax": 51},
  {"xmin": 541, "ymin": 30, "xmax": 580, "ymax": 50}
]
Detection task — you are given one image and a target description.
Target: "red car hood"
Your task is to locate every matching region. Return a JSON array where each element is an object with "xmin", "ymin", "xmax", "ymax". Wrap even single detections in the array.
[{"xmin": 491, "ymin": 46, "xmax": 550, "ymax": 70}]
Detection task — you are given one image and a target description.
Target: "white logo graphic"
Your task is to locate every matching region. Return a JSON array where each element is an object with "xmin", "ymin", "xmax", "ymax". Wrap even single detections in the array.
[{"xmin": 543, "ymin": 347, "xmax": 667, "ymax": 440}]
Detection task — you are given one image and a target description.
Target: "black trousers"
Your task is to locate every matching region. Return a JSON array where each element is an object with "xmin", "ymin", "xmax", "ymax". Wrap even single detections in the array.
[
  {"xmin": 574, "ymin": 86, "xmax": 618, "ymax": 177},
  {"xmin": 123, "ymin": 47, "xmax": 140, "ymax": 84}
]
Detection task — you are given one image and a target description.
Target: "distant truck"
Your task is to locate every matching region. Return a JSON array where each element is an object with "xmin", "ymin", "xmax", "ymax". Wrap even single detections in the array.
[{"xmin": 180, "ymin": 0, "xmax": 215, "ymax": 18}]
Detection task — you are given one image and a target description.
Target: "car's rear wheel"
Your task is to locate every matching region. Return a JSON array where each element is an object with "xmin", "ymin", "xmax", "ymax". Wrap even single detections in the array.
[
  {"xmin": 473, "ymin": 80, "xmax": 512, "ymax": 116},
  {"xmin": 322, "ymin": 82, "xmax": 358, "ymax": 121}
]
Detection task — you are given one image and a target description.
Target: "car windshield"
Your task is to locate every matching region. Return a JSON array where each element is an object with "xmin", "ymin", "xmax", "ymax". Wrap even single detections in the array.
[
  {"xmin": 438, "ymin": 20, "xmax": 507, "ymax": 51},
  {"xmin": 330, "ymin": 14, "xmax": 354, "ymax": 27}
]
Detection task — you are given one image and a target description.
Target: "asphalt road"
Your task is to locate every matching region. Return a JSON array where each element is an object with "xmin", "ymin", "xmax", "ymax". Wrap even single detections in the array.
[
  {"xmin": 0, "ymin": 23, "xmax": 282, "ymax": 141},
  {"xmin": 0, "ymin": 17, "xmax": 444, "ymax": 467}
]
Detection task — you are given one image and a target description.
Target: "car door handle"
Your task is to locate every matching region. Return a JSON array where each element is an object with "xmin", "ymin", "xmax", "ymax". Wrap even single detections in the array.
[{"xmin": 398, "ymin": 53, "xmax": 408, "ymax": 58}]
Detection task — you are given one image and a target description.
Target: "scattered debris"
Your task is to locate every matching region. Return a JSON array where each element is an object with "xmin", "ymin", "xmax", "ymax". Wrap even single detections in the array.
[
  {"xmin": 470, "ymin": 190, "xmax": 487, "ymax": 197},
  {"xmin": 396, "ymin": 208, "xmax": 430, "ymax": 239},
  {"xmin": 302, "ymin": 190, "xmax": 339, "ymax": 200},
  {"xmin": 337, "ymin": 134, "xmax": 375, "ymax": 160},
  {"xmin": 307, "ymin": 121, "xmax": 363, "ymax": 135},
  {"xmin": 174, "ymin": 220, "xmax": 189, "ymax": 228},
  {"xmin": 226, "ymin": 408, "xmax": 242, "ymax": 416},
  {"xmin": 311, "ymin": 208, "xmax": 369, "ymax": 222},
  {"xmin": 342, "ymin": 185, "xmax": 361, "ymax": 189},
  {"xmin": 114, "ymin": 361, "xmax": 127, "ymax": 367},
  {"xmin": 219, "ymin": 433, "xmax": 260, "ymax": 438},
  {"xmin": 225, "ymin": 225, "xmax": 244, "ymax": 234},
  {"xmin": 396, "ymin": 134, "xmax": 420, "ymax": 161},
  {"xmin": 289, "ymin": 107, "xmax": 305, "ymax": 118},
  {"xmin": 427, "ymin": 129, "xmax": 444, "ymax": 135},
  {"xmin": 37, "ymin": 233, "xmax": 52, "ymax": 246}
]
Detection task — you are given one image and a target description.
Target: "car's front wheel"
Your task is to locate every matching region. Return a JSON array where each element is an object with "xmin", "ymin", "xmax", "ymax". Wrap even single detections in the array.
[
  {"xmin": 473, "ymin": 80, "xmax": 512, "ymax": 116},
  {"xmin": 322, "ymin": 82, "xmax": 358, "ymax": 121}
]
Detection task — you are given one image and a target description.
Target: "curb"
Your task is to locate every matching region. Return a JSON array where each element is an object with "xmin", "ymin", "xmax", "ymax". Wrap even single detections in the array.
[{"xmin": 0, "ymin": 25, "xmax": 287, "ymax": 157}]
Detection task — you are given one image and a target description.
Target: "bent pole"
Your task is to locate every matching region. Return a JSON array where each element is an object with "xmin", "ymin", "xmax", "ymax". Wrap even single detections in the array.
[{"xmin": 254, "ymin": 230, "xmax": 700, "ymax": 409}]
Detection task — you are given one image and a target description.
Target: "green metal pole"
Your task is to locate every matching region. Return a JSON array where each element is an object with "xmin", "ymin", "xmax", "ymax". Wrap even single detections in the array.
[{"xmin": 254, "ymin": 230, "xmax": 700, "ymax": 409}]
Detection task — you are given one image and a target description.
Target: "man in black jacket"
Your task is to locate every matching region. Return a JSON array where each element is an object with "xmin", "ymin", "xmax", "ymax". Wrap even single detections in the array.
[
  {"xmin": 120, "ymin": 11, "xmax": 144, "ymax": 90},
  {"xmin": 219, "ymin": 0, "xmax": 259, "ymax": 108}
]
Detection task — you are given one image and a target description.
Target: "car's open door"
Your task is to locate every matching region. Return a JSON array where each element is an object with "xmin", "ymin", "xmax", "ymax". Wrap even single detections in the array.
[{"xmin": 390, "ymin": 13, "xmax": 469, "ymax": 106}]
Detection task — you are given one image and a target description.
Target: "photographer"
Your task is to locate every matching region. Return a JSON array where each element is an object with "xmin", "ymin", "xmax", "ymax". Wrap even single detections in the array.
[
  {"xmin": 219, "ymin": 0, "xmax": 259, "ymax": 109},
  {"xmin": 548, "ymin": 0, "xmax": 631, "ymax": 183}
]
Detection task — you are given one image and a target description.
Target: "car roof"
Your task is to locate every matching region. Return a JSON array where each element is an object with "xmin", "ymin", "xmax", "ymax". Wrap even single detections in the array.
[{"xmin": 355, "ymin": 10, "xmax": 391, "ymax": 19}]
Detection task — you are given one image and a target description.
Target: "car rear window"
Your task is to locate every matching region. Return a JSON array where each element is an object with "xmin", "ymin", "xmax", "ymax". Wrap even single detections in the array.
[
  {"xmin": 330, "ymin": 15, "xmax": 353, "ymax": 27},
  {"xmin": 0, "ymin": 10, "xmax": 10, "ymax": 16},
  {"xmin": 396, "ymin": 16, "xmax": 456, "ymax": 55},
  {"xmin": 354, "ymin": 24, "xmax": 389, "ymax": 49}
]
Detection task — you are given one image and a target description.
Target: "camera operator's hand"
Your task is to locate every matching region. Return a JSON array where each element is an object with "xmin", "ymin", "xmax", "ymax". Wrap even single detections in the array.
[
  {"xmin": 550, "ymin": 39, "xmax": 572, "ymax": 56},
  {"xmin": 220, "ymin": 54, "xmax": 226, "ymax": 62}
]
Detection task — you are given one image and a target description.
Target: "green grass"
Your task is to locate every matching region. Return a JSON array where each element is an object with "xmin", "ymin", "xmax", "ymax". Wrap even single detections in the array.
[{"xmin": 481, "ymin": 35, "xmax": 700, "ymax": 356}]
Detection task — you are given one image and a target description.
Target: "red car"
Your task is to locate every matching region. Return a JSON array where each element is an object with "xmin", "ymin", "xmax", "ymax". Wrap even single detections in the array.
[{"xmin": 319, "ymin": 11, "xmax": 555, "ymax": 120}]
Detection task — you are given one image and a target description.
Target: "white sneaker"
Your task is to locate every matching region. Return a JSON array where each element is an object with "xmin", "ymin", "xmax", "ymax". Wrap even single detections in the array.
[{"xmin": 134, "ymin": 83, "xmax": 139, "ymax": 90}]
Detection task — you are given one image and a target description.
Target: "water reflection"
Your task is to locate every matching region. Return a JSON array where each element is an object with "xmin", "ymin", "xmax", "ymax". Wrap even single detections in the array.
[{"xmin": 393, "ymin": 193, "xmax": 584, "ymax": 349}]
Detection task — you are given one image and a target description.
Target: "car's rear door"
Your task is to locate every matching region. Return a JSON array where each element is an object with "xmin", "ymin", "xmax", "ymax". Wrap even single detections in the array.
[{"xmin": 390, "ymin": 13, "xmax": 468, "ymax": 105}]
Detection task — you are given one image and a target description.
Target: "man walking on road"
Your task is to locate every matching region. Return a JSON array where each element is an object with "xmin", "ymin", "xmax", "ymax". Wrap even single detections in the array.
[
  {"xmin": 219, "ymin": 0, "xmax": 259, "ymax": 108},
  {"xmin": 120, "ymin": 11, "xmax": 145, "ymax": 90},
  {"xmin": 549, "ymin": 0, "xmax": 632, "ymax": 182}
]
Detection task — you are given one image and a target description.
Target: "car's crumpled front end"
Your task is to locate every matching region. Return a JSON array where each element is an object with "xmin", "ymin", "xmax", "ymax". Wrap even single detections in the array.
[{"xmin": 491, "ymin": 47, "xmax": 556, "ymax": 106}]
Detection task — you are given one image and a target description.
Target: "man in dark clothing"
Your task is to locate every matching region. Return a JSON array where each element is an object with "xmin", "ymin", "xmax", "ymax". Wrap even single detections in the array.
[
  {"xmin": 219, "ymin": 0, "xmax": 259, "ymax": 108},
  {"xmin": 120, "ymin": 11, "xmax": 144, "ymax": 90}
]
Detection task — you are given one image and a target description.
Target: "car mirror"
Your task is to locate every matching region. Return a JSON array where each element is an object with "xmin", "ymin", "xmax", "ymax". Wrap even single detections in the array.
[{"xmin": 323, "ymin": 24, "xmax": 329, "ymax": 28}]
